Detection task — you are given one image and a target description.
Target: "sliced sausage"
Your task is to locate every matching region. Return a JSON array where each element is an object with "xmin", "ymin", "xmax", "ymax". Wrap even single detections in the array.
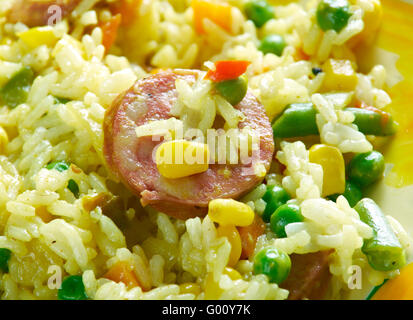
[
  {"xmin": 281, "ymin": 250, "xmax": 333, "ymax": 300},
  {"xmin": 8, "ymin": 0, "xmax": 80, "ymax": 27},
  {"xmin": 103, "ymin": 70, "xmax": 274, "ymax": 220}
]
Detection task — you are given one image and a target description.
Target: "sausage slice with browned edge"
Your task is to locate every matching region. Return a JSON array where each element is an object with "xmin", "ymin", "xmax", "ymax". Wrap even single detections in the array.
[
  {"xmin": 281, "ymin": 250, "xmax": 333, "ymax": 300},
  {"xmin": 103, "ymin": 70, "xmax": 274, "ymax": 220},
  {"xmin": 8, "ymin": 0, "xmax": 81, "ymax": 27}
]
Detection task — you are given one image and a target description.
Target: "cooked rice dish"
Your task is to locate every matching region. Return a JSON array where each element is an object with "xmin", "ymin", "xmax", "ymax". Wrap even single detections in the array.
[{"xmin": 0, "ymin": 0, "xmax": 411, "ymax": 300}]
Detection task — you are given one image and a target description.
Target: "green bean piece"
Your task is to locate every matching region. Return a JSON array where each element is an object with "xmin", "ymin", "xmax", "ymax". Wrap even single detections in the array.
[
  {"xmin": 0, "ymin": 66, "xmax": 34, "ymax": 109},
  {"xmin": 215, "ymin": 76, "xmax": 248, "ymax": 106},
  {"xmin": 0, "ymin": 248, "xmax": 12, "ymax": 272},
  {"xmin": 244, "ymin": 0, "xmax": 274, "ymax": 28},
  {"xmin": 58, "ymin": 275, "xmax": 88, "ymax": 300},
  {"xmin": 272, "ymin": 103, "xmax": 318, "ymax": 138},
  {"xmin": 46, "ymin": 160, "xmax": 70, "ymax": 172},
  {"xmin": 67, "ymin": 179, "xmax": 79, "ymax": 198},
  {"xmin": 316, "ymin": 0, "xmax": 352, "ymax": 33},
  {"xmin": 365, "ymin": 279, "xmax": 388, "ymax": 300},
  {"xmin": 348, "ymin": 151, "xmax": 385, "ymax": 188},
  {"xmin": 354, "ymin": 198, "xmax": 405, "ymax": 272},
  {"xmin": 345, "ymin": 107, "xmax": 398, "ymax": 136},
  {"xmin": 262, "ymin": 185, "xmax": 291, "ymax": 222},
  {"xmin": 270, "ymin": 203, "xmax": 304, "ymax": 238},
  {"xmin": 258, "ymin": 34, "xmax": 286, "ymax": 56},
  {"xmin": 272, "ymin": 104, "xmax": 397, "ymax": 138},
  {"xmin": 253, "ymin": 247, "xmax": 291, "ymax": 284}
]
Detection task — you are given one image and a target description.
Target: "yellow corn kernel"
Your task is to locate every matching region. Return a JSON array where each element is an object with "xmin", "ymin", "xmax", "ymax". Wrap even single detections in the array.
[
  {"xmin": 330, "ymin": 45, "xmax": 357, "ymax": 69},
  {"xmin": 208, "ymin": 199, "xmax": 254, "ymax": 227},
  {"xmin": 179, "ymin": 283, "xmax": 201, "ymax": 296},
  {"xmin": 217, "ymin": 225, "xmax": 242, "ymax": 267},
  {"xmin": 17, "ymin": 26, "xmax": 59, "ymax": 49},
  {"xmin": 320, "ymin": 59, "xmax": 358, "ymax": 92},
  {"xmin": 0, "ymin": 126, "xmax": 8, "ymax": 154},
  {"xmin": 372, "ymin": 262, "xmax": 413, "ymax": 300},
  {"xmin": 348, "ymin": 0, "xmax": 383, "ymax": 48},
  {"xmin": 309, "ymin": 144, "xmax": 345, "ymax": 197},
  {"xmin": 155, "ymin": 140, "xmax": 210, "ymax": 179},
  {"xmin": 223, "ymin": 267, "xmax": 242, "ymax": 280},
  {"xmin": 204, "ymin": 267, "xmax": 242, "ymax": 299}
]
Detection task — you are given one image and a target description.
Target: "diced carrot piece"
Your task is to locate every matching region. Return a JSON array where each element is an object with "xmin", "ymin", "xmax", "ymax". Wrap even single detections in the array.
[
  {"xmin": 191, "ymin": 0, "xmax": 233, "ymax": 34},
  {"xmin": 205, "ymin": 60, "xmax": 251, "ymax": 82},
  {"xmin": 100, "ymin": 14, "xmax": 122, "ymax": 51},
  {"xmin": 294, "ymin": 48, "xmax": 310, "ymax": 61},
  {"xmin": 36, "ymin": 206, "xmax": 53, "ymax": 223},
  {"xmin": 110, "ymin": 0, "xmax": 142, "ymax": 26},
  {"xmin": 70, "ymin": 164, "xmax": 82, "ymax": 174},
  {"xmin": 237, "ymin": 214, "xmax": 266, "ymax": 259},
  {"xmin": 104, "ymin": 261, "xmax": 140, "ymax": 289}
]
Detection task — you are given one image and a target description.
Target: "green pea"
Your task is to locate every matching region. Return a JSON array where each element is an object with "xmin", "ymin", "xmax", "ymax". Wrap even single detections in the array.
[
  {"xmin": 0, "ymin": 248, "xmax": 12, "ymax": 272},
  {"xmin": 270, "ymin": 203, "xmax": 304, "ymax": 238},
  {"xmin": 272, "ymin": 103, "xmax": 319, "ymax": 138},
  {"xmin": 262, "ymin": 185, "xmax": 291, "ymax": 222},
  {"xmin": 67, "ymin": 179, "xmax": 79, "ymax": 198},
  {"xmin": 58, "ymin": 275, "xmax": 88, "ymax": 300},
  {"xmin": 348, "ymin": 151, "xmax": 385, "ymax": 188},
  {"xmin": 215, "ymin": 76, "xmax": 248, "ymax": 106},
  {"xmin": 355, "ymin": 198, "xmax": 405, "ymax": 271},
  {"xmin": 244, "ymin": 0, "xmax": 274, "ymax": 28},
  {"xmin": 253, "ymin": 247, "xmax": 291, "ymax": 284},
  {"xmin": 258, "ymin": 34, "xmax": 286, "ymax": 56},
  {"xmin": 0, "ymin": 66, "xmax": 34, "ymax": 109},
  {"xmin": 46, "ymin": 160, "xmax": 70, "ymax": 172},
  {"xmin": 316, "ymin": 0, "xmax": 352, "ymax": 33},
  {"xmin": 328, "ymin": 180, "xmax": 363, "ymax": 207}
]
